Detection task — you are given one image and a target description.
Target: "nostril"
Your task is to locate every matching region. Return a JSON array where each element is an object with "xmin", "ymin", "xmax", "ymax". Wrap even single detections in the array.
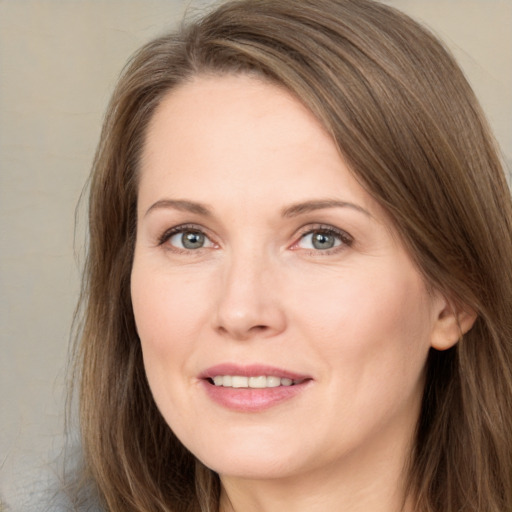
[{"xmin": 213, "ymin": 301, "xmax": 287, "ymax": 340}]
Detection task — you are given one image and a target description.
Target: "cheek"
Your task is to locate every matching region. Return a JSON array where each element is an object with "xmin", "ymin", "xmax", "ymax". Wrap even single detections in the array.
[
  {"xmin": 296, "ymin": 266, "xmax": 433, "ymax": 444},
  {"xmin": 130, "ymin": 264, "xmax": 210, "ymax": 423},
  {"xmin": 130, "ymin": 267, "xmax": 198, "ymax": 404},
  {"xmin": 293, "ymin": 262, "xmax": 433, "ymax": 388},
  {"xmin": 131, "ymin": 263, "xmax": 209, "ymax": 354}
]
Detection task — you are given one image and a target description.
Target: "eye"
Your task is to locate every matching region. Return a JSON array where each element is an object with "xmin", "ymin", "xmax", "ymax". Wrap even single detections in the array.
[
  {"xmin": 295, "ymin": 227, "xmax": 352, "ymax": 252},
  {"xmin": 160, "ymin": 226, "xmax": 216, "ymax": 251}
]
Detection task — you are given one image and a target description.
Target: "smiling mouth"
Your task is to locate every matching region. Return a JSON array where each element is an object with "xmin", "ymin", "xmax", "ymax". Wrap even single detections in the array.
[
  {"xmin": 209, "ymin": 375, "xmax": 304, "ymax": 388},
  {"xmin": 201, "ymin": 367, "xmax": 311, "ymax": 411}
]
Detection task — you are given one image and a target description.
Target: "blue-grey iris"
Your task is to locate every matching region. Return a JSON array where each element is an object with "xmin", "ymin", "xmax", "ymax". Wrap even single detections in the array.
[
  {"xmin": 182, "ymin": 231, "xmax": 205, "ymax": 249},
  {"xmin": 312, "ymin": 232, "xmax": 336, "ymax": 250}
]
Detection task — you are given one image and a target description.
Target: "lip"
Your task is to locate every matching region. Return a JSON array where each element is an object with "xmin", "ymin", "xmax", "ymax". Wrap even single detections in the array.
[{"xmin": 198, "ymin": 363, "xmax": 312, "ymax": 412}]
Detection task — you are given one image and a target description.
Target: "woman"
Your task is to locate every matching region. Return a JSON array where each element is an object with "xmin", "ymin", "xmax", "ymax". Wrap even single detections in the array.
[{"xmin": 71, "ymin": 0, "xmax": 512, "ymax": 511}]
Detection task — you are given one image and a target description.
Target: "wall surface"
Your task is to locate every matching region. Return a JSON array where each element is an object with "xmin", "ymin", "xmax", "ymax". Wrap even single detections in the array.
[{"xmin": 1, "ymin": 1, "xmax": 511, "ymax": 510}]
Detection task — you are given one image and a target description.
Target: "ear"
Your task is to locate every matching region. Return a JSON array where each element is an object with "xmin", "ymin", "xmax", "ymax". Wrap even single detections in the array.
[{"xmin": 430, "ymin": 295, "xmax": 477, "ymax": 351}]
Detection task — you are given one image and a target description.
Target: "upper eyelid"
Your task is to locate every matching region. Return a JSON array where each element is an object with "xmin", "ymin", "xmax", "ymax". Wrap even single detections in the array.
[
  {"xmin": 289, "ymin": 225, "xmax": 354, "ymax": 254},
  {"xmin": 158, "ymin": 223, "xmax": 215, "ymax": 245},
  {"xmin": 295, "ymin": 224, "xmax": 353, "ymax": 241}
]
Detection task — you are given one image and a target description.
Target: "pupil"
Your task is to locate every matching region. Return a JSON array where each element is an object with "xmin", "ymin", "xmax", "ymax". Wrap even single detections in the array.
[
  {"xmin": 182, "ymin": 231, "xmax": 204, "ymax": 249},
  {"xmin": 313, "ymin": 232, "xmax": 334, "ymax": 249}
]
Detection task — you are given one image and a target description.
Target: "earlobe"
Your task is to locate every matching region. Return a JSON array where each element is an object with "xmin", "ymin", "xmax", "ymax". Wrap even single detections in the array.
[{"xmin": 430, "ymin": 297, "xmax": 478, "ymax": 351}]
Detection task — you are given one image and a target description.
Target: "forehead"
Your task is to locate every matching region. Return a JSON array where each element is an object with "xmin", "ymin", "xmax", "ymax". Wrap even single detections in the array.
[
  {"xmin": 142, "ymin": 73, "xmax": 329, "ymax": 168},
  {"xmin": 139, "ymin": 74, "xmax": 375, "ymax": 211}
]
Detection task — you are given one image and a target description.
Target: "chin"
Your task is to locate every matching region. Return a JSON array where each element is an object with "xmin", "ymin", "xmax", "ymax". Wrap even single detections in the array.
[
  {"xmin": 185, "ymin": 430, "xmax": 308, "ymax": 480},
  {"xmin": 203, "ymin": 453, "xmax": 301, "ymax": 481}
]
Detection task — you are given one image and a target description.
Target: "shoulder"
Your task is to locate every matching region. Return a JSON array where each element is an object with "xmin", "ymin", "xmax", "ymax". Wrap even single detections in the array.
[
  {"xmin": 7, "ymin": 446, "xmax": 103, "ymax": 512},
  {"xmin": 9, "ymin": 480, "xmax": 103, "ymax": 512}
]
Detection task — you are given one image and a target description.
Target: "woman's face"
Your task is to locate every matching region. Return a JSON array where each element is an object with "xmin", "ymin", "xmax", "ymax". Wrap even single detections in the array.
[{"xmin": 131, "ymin": 74, "xmax": 447, "ymax": 482}]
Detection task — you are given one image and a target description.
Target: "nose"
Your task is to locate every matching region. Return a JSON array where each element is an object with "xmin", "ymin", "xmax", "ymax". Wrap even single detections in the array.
[{"xmin": 213, "ymin": 252, "xmax": 287, "ymax": 341}]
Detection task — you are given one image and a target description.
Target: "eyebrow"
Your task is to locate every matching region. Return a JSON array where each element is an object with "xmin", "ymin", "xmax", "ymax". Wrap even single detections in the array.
[
  {"xmin": 144, "ymin": 198, "xmax": 371, "ymax": 219},
  {"xmin": 144, "ymin": 199, "xmax": 212, "ymax": 218},
  {"xmin": 281, "ymin": 199, "xmax": 372, "ymax": 218}
]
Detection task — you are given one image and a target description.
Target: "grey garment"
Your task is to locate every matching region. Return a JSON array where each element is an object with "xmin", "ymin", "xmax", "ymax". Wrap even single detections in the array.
[
  {"xmin": 4, "ymin": 446, "xmax": 102, "ymax": 512},
  {"xmin": 10, "ymin": 478, "xmax": 102, "ymax": 512},
  {"xmin": 5, "ymin": 476, "xmax": 102, "ymax": 512}
]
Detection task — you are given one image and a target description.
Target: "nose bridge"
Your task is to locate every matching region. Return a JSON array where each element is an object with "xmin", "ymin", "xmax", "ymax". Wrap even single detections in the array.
[{"xmin": 214, "ymin": 242, "xmax": 286, "ymax": 340}]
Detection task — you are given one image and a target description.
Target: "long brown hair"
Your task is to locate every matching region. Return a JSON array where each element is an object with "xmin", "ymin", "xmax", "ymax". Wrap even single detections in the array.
[{"xmin": 72, "ymin": 1, "xmax": 512, "ymax": 510}]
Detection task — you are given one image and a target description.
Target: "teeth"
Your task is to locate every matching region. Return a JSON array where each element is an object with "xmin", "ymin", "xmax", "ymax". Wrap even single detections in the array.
[
  {"xmin": 211, "ymin": 375, "xmax": 296, "ymax": 388},
  {"xmin": 266, "ymin": 376, "xmax": 281, "ymax": 387},
  {"xmin": 232, "ymin": 376, "xmax": 248, "ymax": 388},
  {"xmin": 248, "ymin": 376, "xmax": 266, "ymax": 388}
]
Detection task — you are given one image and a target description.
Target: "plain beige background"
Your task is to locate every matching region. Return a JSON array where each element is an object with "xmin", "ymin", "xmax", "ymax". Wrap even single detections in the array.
[{"xmin": 1, "ymin": 1, "xmax": 511, "ymax": 509}]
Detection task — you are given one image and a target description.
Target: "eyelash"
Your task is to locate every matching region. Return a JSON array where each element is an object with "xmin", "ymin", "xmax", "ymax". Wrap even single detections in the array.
[
  {"xmin": 292, "ymin": 224, "xmax": 353, "ymax": 255},
  {"xmin": 157, "ymin": 223, "xmax": 353, "ymax": 255},
  {"xmin": 158, "ymin": 223, "xmax": 215, "ymax": 253}
]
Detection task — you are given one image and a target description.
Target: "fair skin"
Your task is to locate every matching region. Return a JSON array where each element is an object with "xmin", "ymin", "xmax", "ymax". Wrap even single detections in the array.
[{"xmin": 131, "ymin": 74, "xmax": 466, "ymax": 512}]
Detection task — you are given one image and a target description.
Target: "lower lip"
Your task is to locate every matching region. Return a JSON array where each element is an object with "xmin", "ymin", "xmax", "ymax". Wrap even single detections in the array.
[{"xmin": 201, "ymin": 380, "xmax": 310, "ymax": 412}]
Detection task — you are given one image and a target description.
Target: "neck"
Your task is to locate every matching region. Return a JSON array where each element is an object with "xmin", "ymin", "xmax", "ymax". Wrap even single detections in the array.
[{"xmin": 218, "ymin": 425, "xmax": 415, "ymax": 512}]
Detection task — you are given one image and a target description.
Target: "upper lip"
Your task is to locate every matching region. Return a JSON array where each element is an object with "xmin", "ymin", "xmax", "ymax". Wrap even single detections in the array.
[{"xmin": 199, "ymin": 363, "xmax": 311, "ymax": 382}]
